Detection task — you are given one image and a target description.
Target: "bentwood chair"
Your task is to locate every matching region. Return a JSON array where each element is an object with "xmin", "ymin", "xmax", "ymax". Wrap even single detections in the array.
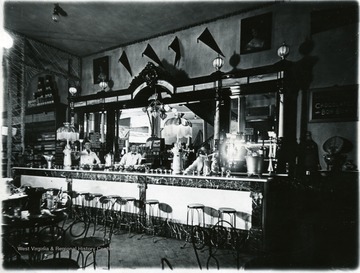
[
  {"xmin": 72, "ymin": 196, "xmax": 114, "ymax": 269},
  {"xmin": 191, "ymin": 219, "xmax": 249, "ymax": 270}
]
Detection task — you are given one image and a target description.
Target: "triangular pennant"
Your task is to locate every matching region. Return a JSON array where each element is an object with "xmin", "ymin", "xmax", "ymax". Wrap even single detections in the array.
[
  {"xmin": 142, "ymin": 44, "xmax": 163, "ymax": 67},
  {"xmin": 118, "ymin": 51, "xmax": 133, "ymax": 76},
  {"xmin": 197, "ymin": 28, "xmax": 225, "ymax": 57},
  {"xmin": 168, "ymin": 36, "xmax": 181, "ymax": 66}
]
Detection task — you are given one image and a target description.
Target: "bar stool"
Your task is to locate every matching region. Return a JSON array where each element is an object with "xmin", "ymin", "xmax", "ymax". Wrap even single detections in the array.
[
  {"xmin": 181, "ymin": 203, "xmax": 205, "ymax": 249},
  {"xmin": 112, "ymin": 196, "xmax": 135, "ymax": 234},
  {"xmin": 218, "ymin": 207, "xmax": 237, "ymax": 229},
  {"xmin": 74, "ymin": 192, "xmax": 88, "ymax": 221},
  {"xmin": 187, "ymin": 203, "xmax": 205, "ymax": 227},
  {"xmin": 154, "ymin": 202, "xmax": 174, "ymax": 243},
  {"xmin": 145, "ymin": 199, "xmax": 160, "ymax": 219},
  {"xmin": 121, "ymin": 197, "xmax": 136, "ymax": 231},
  {"xmin": 138, "ymin": 199, "xmax": 159, "ymax": 240},
  {"xmin": 80, "ymin": 193, "xmax": 102, "ymax": 234},
  {"xmin": 145, "ymin": 199, "xmax": 160, "ymax": 230}
]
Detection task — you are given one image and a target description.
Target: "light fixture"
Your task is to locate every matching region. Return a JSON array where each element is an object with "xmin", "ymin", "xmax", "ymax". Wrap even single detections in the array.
[
  {"xmin": 69, "ymin": 86, "xmax": 77, "ymax": 96},
  {"xmin": 98, "ymin": 72, "xmax": 108, "ymax": 91},
  {"xmin": 142, "ymin": 89, "xmax": 171, "ymax": 120},
  {"xmin": 69, "ymin": 85, "xmax": 77, "ymax": 124},
  {"xmin": 143, "ymin": 98, "xmax": 170, "ymax": 120},
  {"xmin": 1, "ymin": 30, "xmax": 14, "ymax": 49},
  {"xmin": 213, "ymin": 55, "xmax": 224, "ymax": 72},
  {"xmin": 277, "ymin": 42, "xmax": 290, "ymax": 60},
  {"xmin": 52, "ymin": 4, "xmax": 67, "ymax": 23},
  {"xmin": 99, "ymin": 81, "xmax": 108, "ymax": 91},
  {"xmin": 56, "ymin": 122, "xmax": 79, "ymax": 170}
]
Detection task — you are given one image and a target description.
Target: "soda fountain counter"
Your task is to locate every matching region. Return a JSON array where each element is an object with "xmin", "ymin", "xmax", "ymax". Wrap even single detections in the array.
[
  {"xmin": 11, "ymin": 167, "xmax": 292, "ymax": 252},
  {"xmin": 11, "ymin": 167, "xmax": 358, "ymax": 266}
]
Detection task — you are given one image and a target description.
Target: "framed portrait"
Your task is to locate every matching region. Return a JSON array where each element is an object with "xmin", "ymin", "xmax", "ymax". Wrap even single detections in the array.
[
  {"xmin": 93, "ymin": 56, "xmax": 109, "ymax": 84},
  {"xmin": 240, "ymin": 12, "xmax": 272, "ymax": 54}
]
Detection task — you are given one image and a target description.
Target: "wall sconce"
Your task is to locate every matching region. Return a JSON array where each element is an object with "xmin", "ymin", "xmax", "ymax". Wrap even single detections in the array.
[
  {"xmin": 277, "ymin": 42, "xmax": 290, "ymax": 60},
  {"xmin": 213, "ymin": 55, "xmax": 224, "ymax": 72}
]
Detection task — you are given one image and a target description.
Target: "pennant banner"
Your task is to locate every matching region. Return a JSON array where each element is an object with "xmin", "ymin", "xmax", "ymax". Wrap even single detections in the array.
[
  {"xmin": 118, "ymin": 51, "xmax": 133, "ymax": 76},
  {"xmin": 142, "ymin": 44, "xmax": 163, "ymax": 67},
  {"xmin": 168, "ymin": 36, "xmax": 181, "ymax": 66},
  {"xmin": 197, "ymin": 28, "xmax": 225, "ymax": 57}
]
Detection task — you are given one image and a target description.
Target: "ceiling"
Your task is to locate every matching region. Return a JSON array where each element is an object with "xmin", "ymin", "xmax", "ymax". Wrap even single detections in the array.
[{"xmin": 3, "ymin": 1, "xmax": 266, "ymax": 57}]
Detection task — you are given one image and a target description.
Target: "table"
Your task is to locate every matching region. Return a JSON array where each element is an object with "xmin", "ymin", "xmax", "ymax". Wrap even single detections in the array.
[{"xmin": 2, "ymin": 208, "xmax": 68, "ymax": 266}]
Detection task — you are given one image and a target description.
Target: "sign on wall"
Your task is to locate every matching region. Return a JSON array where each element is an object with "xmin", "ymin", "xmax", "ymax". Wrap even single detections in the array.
[{"xmin": 309, "ymin": 85, "xmax": 358, "ymax": 122}]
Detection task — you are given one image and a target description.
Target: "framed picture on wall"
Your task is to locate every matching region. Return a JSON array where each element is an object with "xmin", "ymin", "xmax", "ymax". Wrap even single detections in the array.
[
  {"xmin": 93, "ymin": 56, "xmax": 109, "ymax": 84},
  {"xmin": 240, "ymin": 12, "xmax": 272, "ymax": 54}
]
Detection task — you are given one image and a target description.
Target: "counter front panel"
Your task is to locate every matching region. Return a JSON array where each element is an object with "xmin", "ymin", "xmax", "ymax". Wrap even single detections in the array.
[{"xmin": 12, "ymin": 167, "xmax": 271, "ymax": 251}]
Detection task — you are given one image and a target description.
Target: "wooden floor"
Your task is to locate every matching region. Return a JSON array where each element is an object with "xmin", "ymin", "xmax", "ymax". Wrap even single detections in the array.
[{"xmin": 3, "ymin": 216, "xmax": 358, "ymax": 270}]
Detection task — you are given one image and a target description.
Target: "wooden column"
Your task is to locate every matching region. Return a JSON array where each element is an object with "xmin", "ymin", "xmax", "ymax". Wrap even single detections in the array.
[{"xmin": 106, "ymin": 109, "xmax": 115, "ymax": 153}]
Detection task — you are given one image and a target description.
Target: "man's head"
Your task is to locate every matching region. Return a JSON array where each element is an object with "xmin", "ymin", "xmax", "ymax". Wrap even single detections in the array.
[
  {"xmin": 130, "ymin": 145, "xmax": 137, "ymax": 153},
  {"xmin": 84, "ymin": 141, "xmax": 91, "ymax": 151}
]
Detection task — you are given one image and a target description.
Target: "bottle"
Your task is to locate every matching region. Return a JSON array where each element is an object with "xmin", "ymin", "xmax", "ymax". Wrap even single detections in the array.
[{"xmin": 298, "ymin": 131, "xmax": 320, "ymax": 176}]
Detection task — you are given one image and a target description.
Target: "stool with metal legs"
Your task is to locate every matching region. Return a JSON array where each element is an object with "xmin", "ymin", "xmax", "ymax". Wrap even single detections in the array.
[
  {"xmin": 114, "ymin": 197, "xmax": 136, "ymax": 235},
  {"xmin": 83, "ymin": 193, "xmax": 103, "ymax": 230},
  {"xmin": 218, "ymin": 207, "xmax": 237, "ymax": 229},
  {"xmin": 218, "ymin": 207, "xmax": 237, "ymax": 249},
  {"xmin": 70, "ymin": 191, "xmax": 84, "ymax": 219},
  {"xmin": 181, "ymin": 203, "xmax": 205, "ymax": 249},
  {"xmin": 153, "ymin": 202, "xmax": 173, "ymax": 243},
  {"xmin": 129, "ymin": 199, "xmax": 145, "ymax": 238},
  {"xmin": 138, "ymin": 199, "xmax": 159, "ymax": 241}
]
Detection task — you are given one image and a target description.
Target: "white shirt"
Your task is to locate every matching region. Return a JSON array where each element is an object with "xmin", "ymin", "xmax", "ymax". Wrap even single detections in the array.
[
  {"xmin": 80, "ymin": 151, "xmax": 101, "ymax": 165},
  {"xmin": 120, "ymin": 152, "xmax": 142, "ymax": 167}
]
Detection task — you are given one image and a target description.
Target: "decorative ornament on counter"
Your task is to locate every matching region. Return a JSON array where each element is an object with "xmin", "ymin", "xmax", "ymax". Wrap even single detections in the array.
[
  {"xmin": 104, "ymin": 152, "xmax": 114, "ymax": 169},
  {"xmin": 56, "ymin": 122, "xmax": 79, "ymax": 170},
  {"xmin": 322, "ymin": 136, "xmax": 352, "ymax": 172},
  {"xmin": 171, "ymin": 142, "xmax": 183, "ymax": 175},
  {"xmin": 43, "ymin": 154, "xmax": 54, "ymax": 169}
]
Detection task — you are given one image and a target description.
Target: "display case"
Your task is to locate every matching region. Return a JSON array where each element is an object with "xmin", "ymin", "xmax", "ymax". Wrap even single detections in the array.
[
  {"xmin": 25, "ymin": 103, "xmax": 67, "ymax": 167},
  {"xmin": 27, "ymin": 75, "xmax": 59, "ymax": 108}
]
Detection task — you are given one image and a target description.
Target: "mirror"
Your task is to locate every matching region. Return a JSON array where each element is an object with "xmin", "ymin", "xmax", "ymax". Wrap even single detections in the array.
[
  {"xmin": 77, "ymin": 103, "xmax": 214, "ymax": 165},
  {"xmin": 230, "ymin": 92, "xmax": 276, "ymax": 141}
]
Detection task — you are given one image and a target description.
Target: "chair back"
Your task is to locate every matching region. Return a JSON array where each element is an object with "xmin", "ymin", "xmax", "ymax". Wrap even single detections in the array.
[
  {"xmin": 191, "ymin": 219, "xmax": 249, "ymax": 270},
  {"xmin": 98, "ymin": 196, "xmax": 115, "ymax": 241}
]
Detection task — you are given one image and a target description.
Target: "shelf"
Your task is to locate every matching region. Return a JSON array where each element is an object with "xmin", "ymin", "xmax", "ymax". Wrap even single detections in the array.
[
  {"xmin": 33, "ymin": 90, "xmax": 54, "ymax": 98},
  {"xmin": 246, "ymin": 116, "xmax": 271, "ymax": 122},
  {"xmin": 26, "ymin": 103, "xmax": 66, "ymax": 115}
]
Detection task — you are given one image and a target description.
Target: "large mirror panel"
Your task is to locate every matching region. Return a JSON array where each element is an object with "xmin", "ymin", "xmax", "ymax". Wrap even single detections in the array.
[
  {"xmin": 230, "ymin": 92, "xmax": 276, "ymax": 141},
  {"xmin": 75, "ymin": 103, "xmax": 214, "ymax": 170}
]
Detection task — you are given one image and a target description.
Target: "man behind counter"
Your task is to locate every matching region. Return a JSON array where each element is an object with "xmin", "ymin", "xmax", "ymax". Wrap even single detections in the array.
[
  {"xmin": 76, "ymin": 140, "xmax": 101, "ymax": 166},
  {"xmin": 120, "ymin": 144, "xmax": 142, "ymax": 168}
]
